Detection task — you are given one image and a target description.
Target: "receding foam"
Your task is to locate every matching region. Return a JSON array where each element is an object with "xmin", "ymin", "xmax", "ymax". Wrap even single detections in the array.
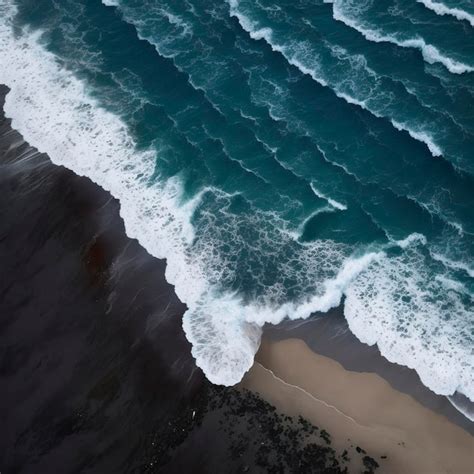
[{"xmin": 345, "ymin": 244, "xmax": 473, "ymax": 401}]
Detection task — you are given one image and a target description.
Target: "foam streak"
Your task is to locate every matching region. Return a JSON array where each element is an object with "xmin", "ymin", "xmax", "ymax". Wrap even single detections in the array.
[{"xmin": 417, "ymin": 0, "xmax": 474, "ymax": 27}]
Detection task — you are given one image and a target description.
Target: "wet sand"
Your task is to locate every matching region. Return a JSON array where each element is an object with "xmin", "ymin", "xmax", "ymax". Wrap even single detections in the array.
[
  {"xmin": 242, "ymin": 337, "xmax": 474, "ymax": 473},
  {"xmin": 264, "ymin": 310, "xmax": 474, "ymax": 434}
]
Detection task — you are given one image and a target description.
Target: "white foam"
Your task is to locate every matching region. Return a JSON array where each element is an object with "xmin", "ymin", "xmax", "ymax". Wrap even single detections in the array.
[
  {"xmin": 435, "ymin": 275, "xmax": 468, "ymax": 295},
  {"xmin": 156, "ymin": 7, "xmax": 193, "ymax": 38},
  {"xmin": 345, "ymin": 247, "xmax": 474, "ymax": 401},
  {"xmin": 310, "ymin": 183, "xmax": 347, "ymax": 211},
  {"xmin": 198, "ymin": 249, "xmax": 382, "ymax": 331},
  {"xmin": 228, "ymin": 1, "xmax": 443, "ymax": 159},
  {"xmin": 448, "ymin": 220, "xmax": 465, "ymax": 236},
  {"xmin": 0, "ymin": 2, "xmax": 262, "ymax": 385},
  {"xmin": 431, "ymin": 252, "xmax": 474, "ymax": 278},
  {"xmin": 417, "ymin": 0, "xmax": 474, "ymax": 28},
  {"xmin": 330, "ymin": 0, "xmax": 474, "ymax": 74},
  {"xmin": 392, "ymin": 232, "xmax": 427, "ymax": 249},
  {"xmin": 391, "ymin": 120, "xmax": 443, "ymax": 156}
]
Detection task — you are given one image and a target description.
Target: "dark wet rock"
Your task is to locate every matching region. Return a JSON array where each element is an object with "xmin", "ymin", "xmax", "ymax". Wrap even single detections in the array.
[
  {"xmin": 320, "ymin": 429, "xmax": 331, "ymax": 445},
  {"xmin": 138, "ymin": 386, "xmax": 366, "ymax": 473},
  {"xmin": 362, "ymin": 455, "xmax": 380, "ymax": 474}
]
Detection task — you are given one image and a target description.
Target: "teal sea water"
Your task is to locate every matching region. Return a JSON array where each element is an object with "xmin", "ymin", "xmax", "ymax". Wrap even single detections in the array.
[{"xmin": 0, "ymin": 0, "xmax": 473, "ymax": 411}]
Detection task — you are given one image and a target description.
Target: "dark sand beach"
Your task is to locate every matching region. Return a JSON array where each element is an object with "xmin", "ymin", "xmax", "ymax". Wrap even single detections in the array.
[{"xmin": 0, "ymin": 84, "xmax": 376, "ymax": 473}]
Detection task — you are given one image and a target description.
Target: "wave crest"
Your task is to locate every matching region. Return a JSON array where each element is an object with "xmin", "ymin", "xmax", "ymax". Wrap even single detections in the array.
[
  {"xmin": 329, "ymin": 0, "xmax": 474, "ymax": 74},
  {"xmin": 417, "ymin": 0, "xmax": 474, "ymax": 27}
]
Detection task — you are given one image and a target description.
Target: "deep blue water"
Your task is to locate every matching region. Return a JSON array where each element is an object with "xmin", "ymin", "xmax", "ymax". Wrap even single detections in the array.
[{"xmin": 0, "ymin": 0, "xmax": 473, "ymax": 407}]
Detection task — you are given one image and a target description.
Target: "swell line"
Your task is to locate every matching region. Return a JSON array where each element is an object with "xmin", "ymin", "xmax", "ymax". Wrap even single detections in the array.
[
  {"xmin": 417, "ymin": 0, "xmax": 474, "ymax": 27},
  {"xmin": 328, "ymin": 1, "xmax": 474, "ymax": 75},
  {"xmin": 228, "ymin": 0, "xmax": 445, "ymax": 160}
]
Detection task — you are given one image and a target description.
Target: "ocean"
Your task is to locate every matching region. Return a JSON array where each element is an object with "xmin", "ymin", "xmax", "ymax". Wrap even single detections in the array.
[{"xmin": 0, "ymin": 0, "xmax": 473, "ymax": 415}]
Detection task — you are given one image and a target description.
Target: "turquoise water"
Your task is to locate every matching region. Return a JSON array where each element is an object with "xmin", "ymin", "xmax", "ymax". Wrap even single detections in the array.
[{"xmin": 0, "ymin": 0, "xmax": 473, "ymax": 405}]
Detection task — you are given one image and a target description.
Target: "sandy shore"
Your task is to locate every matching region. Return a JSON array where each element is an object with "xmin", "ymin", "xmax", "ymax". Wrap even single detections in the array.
[
  {"xmin": 241, "ymin": 337, "xmax": 474, "ymax": 473},
  {"xmin": 264, "ymin": 310, "xmax": 474, "ymax": 433}
]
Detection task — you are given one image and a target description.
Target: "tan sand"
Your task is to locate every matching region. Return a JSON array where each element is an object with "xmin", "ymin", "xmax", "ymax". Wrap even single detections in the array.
[{"xmin": 240, "ymin": 338, "xmax": 474, "ymax": 473}]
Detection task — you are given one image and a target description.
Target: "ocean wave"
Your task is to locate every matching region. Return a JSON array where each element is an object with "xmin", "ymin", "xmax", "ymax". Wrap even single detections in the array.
[
  {"xmin": 310, "ymin": 183, "xmax": 347, "ymax": 211},
  {"xmin": 0, "ymin": 2, "xmax": 357, "ymax": 386},
  {"xmin": 417, "ymin": 0, "xmax": 474, "ymax": 27},
  {"xmin": 329, "ymin": 0, "xmax": 474, "ymax": 74},
  {"xmin": 228, "ymin": 1, "xmax": 444, "ymax": 159},
  {"xmin": 391, "ymin": 232, "xmax": 427, "ymax": 249},
  {"xmin": 101, "ymin": 0, "xmax": 311, "ymax": 202},
  {"xmin": 345, "ymin": 245, "xmax": 473, "ymax": 402},
  {"xmin": 0, "ymin": 7, "xmax": 365, "ymax": 383},
  {"xmin": 435, "ymin": 275, "xmax": 469, "ymax": 295},
  {"xmin": 0, "ymin": 2, "xmax": 262, "ymax": 385},
  {"xmin": 1, "ymin": 1, "xmax": 473, "ymax": 403},
  {"xmin": 390, "ymin": 119, "xmax": 442, "ymax": 156}
]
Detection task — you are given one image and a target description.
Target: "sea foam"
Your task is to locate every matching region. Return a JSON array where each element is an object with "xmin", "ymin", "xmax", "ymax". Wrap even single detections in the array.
[
  {"xmin": 345, "ymin": 244, "xmax": 473, "ymax": 401},
  {"xmin": 228, "ymin": 0, "xmax": 444, "ymax": 159},
  {"xmin": 417, "ymin": 0, "xmax": 474, "ymax": 27},
  {"xmin": 0, "ymin": 1, "xmax": 262, "ymax": 385},
  {"xmin": 310, "ymin": 183, "xmax": 347, "ymax": 211},
  {"xmin": 329, "ymin": 0, "xmax": 474, "ymax": 74}
]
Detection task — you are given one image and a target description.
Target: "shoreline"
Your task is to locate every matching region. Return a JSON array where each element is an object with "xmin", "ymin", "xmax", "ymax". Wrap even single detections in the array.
[
  {"xmin": 0, "ymin": 83, "xmax": 368, "ymax": 473},
  {"xmin": 241, "ymin": 337, "xmax": 474, "ymax": 473},
  {"xmin": 264, "ymin": 308, "xmax": 474, "ymax": 434},
  {"xmin": 2, "ymin": 81, "xmax": 472, "ymax": 472}
]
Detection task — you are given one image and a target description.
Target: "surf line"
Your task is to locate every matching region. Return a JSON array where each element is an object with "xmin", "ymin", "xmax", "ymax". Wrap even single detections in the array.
[{"xmin": 255, "ymin": 361, "xmax": 373, "ymax": 430}]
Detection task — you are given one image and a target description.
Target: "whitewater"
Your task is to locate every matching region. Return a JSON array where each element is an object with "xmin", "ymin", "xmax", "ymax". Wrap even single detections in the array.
[
  {"xmin": 326, "ymin": 0, "xmax": 474, "ymax": 74},
  {"xmin": 227, "ymin": 0, "xmax": 446, "ymax": 162},
  {"xmin": 0, "ymin": 0, "xmax": 473, "ymax": 416},
  {"xmin": 417, "ymin": 0, "xmax": 474, "ymax": 28}
]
